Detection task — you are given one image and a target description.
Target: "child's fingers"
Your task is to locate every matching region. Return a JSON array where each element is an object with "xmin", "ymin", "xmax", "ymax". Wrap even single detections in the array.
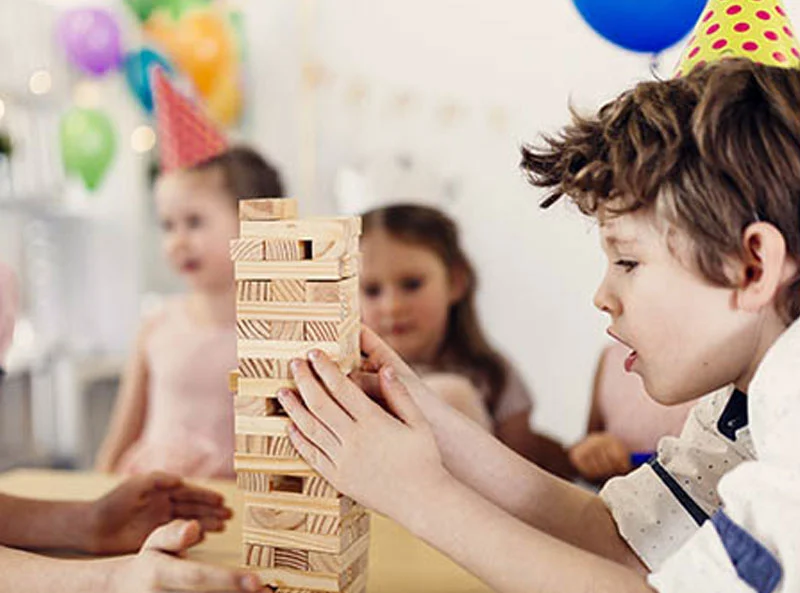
[
  {"xmin": 143, "ymin": 519, "xmax": 202, "ymax": 553},
  {"xmin": 306, "ymin": 350, "xmax": 381, "ymax": 420},
  {"xmin": 168, "ymin": 487, "xmax": 226, "ymax": 507},
  {"xmin": 360, "ymin": 327, "xmax": 414, "ymax": 377},
  {"xmin": 172, "ymin": 502, "xmax": 232, "ymax": 522},
  {"xmin": 288, "ymin": 422, "xmax": 337, "ymax": 478},
  {"xmin": 155, "ymin": 555, "xmax": 263, "ymax": 592},
  {"xmin": 378, "ymin": 365, "xmax": 425, "ymax": 426},
  {"xmin": 279, "ymin": 388, "xmax": 341, "ymax": 459},
  {"xmin": 349, "ymin": 371, "xmax": 383, "ymax": 398},
  {"xmin": 289, "ymin": 359, "xmax": 353, "ymax": 440}
]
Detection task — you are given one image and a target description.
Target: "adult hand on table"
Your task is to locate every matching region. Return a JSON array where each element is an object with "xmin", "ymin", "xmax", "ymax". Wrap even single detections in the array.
[
  {"xmin": 279, "ymin": 328, "xmax": 451, "ymax": 523},
  {"xmin": 87, "ymin": 472, "xmax": 232, "ymax": 555},
  {"xmin": 108, "ymin": 519, "xmax": 265, "ymax": 592}
]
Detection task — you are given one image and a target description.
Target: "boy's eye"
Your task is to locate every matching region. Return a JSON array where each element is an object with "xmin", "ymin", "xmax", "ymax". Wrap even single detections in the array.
[
  {"xmin": 160, "ymin": 219, "xmax": 173, "ymax": 232},
  {"xmin": 615, "ymin": 259, "xmax": 639, "ymax": 273},
  {"xmin": 401, "ymin": 277, "xmax": 423, "ymax": 291},
  {"xmin": 362, "ymin": 283, "xmax": 381, "ymax": 298},
  {"xmin": 187, "ymin": 214, "xmax": 202, "ymax": 229}
]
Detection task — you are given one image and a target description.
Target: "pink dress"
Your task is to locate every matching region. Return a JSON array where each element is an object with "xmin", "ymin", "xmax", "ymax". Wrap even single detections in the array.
[
  {"xmin": 118, "ymin": 298, "xmax": 237, "ymax": 478},
  {"xmin": 596, "ymin": 343, "xmax": 694, "ymax": 453}
]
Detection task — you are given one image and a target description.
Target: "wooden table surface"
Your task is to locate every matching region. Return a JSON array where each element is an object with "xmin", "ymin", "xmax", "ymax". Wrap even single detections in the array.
[{"xmin": 0, "ymin": 469, "xmax": 492, "ymax": 593}]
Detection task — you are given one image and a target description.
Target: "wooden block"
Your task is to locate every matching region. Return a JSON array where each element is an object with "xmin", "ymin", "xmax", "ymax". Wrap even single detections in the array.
[
  {"xmin": 243, "ymin": 542, "xmax": 274, "ymax": 567},
  {"xmin": 238, "ymin": 280, "xmax": 270, "ymax": 302},
  {"xmin": 264, "ymin": 239, "xmax": 308, "ymax": 261},
  {"xmin": 238, "ymin": 300, "xmax": 344, "ymax": 323},
  {"xmin": 237, "ymin": 319, "xmax": 272, "ymax": 340},
  {"xmin": 268, "ymin": 570, "xmax": 367, "ymax": 593},
  {"xmin": 245, "ymin": 505, "xmax": 307, "ymax": 532},
  {"xmin": 231, "ymin": 239, "xmax": 264, "ymax": 261},
  {"xmin": 240, "ymin": 198, "xmax": 298, "ymax": 221},
  {"xmin": 243, "ymin": 512, "xmax": 369, "ymax": 554},
  {"xmin": 237, "ymin": 377, "xmax": 296, "ymax": 397},
  {"xmin": 272, "ymin": 321, "xmax": 304, "ymax": 341},
  {"xmin": 257, "ymin": 567, "xmax": 339, "ymax": 592},
  {"xmin": 237, "ymin": 473, "xmax": 341, "ymax": 500},
  {"xmin": 238, "ymin": 358, "xmax": 275, "ymax": 378},
  {"xmin": 308, "ymin": 533, "xmax": 370, "ymax": 573},
  {"xmin": 229, "ymin": 370, "xmax": 239, "ymax": 394},
  {"xmin": 235, "ymin": 414, "xmax": 291, "ymax": 436},
  {"xmin": 274, "ymin": 548, "xmax": 309, "ymax": 571},
  {"xmin": 304, "ymin": 321, "xmax": 340, "ymax": 342},
  {"xmin": 303, "ymin": 475, "xmax": 338, "ymax": 498},
  {"xmin": 235, "ymin": 434, "xmax": 298, "ymax": 457},
  {"xmin": 305, "ymin": 282, "xmax": 341, "ymax": 303},
  {"xmin": 306, "ymin": 514, "xmax": 341, "ymax": 536},
  {"xmin": 270, "ymin": 280, "xmax": 306, "ymax": 302},
  {"xmin": 237, "ymin": 340, "xmax": 341, "ymax": 361},
  {"xmin": 234, "ymin": 396, "xmax": 280, "ymax": 417},
  {"xmin": 235, "ymin": 256, "xmax": 357, "ymax": 281},
  {"xmin": 242, "ymin": 492, "xmax": 353, "ymax": 516},
  {"xmin": 234, "ymin": 454, "xmax": 314, "ymax": 474},
  {"xmin": 239, "ymin": 218, "xmax": 359, "ymax": 243}
]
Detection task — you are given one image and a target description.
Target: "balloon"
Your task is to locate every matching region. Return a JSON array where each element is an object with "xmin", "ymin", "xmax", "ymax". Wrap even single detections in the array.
[
  {"xmin": 145, "ymin": 8, "xmax": 235, "ymax": 97},
  {"xmin": 205, "ymin": 65, "xmax": 243, "ymax": 126},
  {"xmin": 572, "ymin": 0, "xmax": 706, "ymax": 53},
  {"xmin": 124, "ymin": 0, "xmax": 159, "ymax": 22},
  {"xmin": 124, "ymin": 48, "xmax": 173, "ymax": 113},
  {"xmin": 229, "ymin": 10, "xmax": 247, "ymax": 60},
  {"xmin": 60, "ymin": 108, "xmax": 116, "ymax": 191},
  {"xmin": 163, "ymin": 0, "xmax": 211, "ymax": 20},
  {"xmin": 57, "ymin": 9, "xmax": 123, "ymax": 76}
]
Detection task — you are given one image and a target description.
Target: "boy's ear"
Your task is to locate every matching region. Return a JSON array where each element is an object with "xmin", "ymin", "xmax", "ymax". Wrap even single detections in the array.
[
  {"xmin": 448, "ymin": 264, "xmax": 470, "ymax": 305},
  {"xmin": 735, "ymin": 222, "xmax": 797, "ymax": 313}
]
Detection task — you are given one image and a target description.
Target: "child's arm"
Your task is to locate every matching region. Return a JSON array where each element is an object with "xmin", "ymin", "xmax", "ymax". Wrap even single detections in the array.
[
  {"xmin": 495, "ymin": 412, "xmax": 576, "ymax": 480},
  {"xmin": 95, "ymin": 321, "xmax": 153, "ymax": 472},
  {"xmin": 281, "ymin": 351, "xmax": 651, "ymax": 593},
  {"xmin": 0, "ymin": 520, "xmax": 265, "ymax": 593},
  {"xmin": 0, "ymin": 473, "xmax": 231, "ymax": 554},
  {"xmin": 352, "ymin": 328, "xmax": 643, "ymax": 570}
]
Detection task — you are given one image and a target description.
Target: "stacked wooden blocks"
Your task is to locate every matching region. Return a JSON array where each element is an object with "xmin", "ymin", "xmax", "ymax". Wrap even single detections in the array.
[{"xmin": 229, "ymin": 198, "xmax": 369, "ymax": 593}]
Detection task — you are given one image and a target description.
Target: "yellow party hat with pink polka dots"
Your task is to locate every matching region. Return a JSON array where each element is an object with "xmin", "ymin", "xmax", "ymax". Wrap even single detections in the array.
[{"xmin": 674, "ymin": 0, "xmax": 800, "ymax": 77}]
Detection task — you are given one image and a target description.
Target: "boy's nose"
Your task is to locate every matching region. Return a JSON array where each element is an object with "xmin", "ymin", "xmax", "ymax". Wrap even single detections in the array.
[{"xmin": 593, "ymin": 275, "xmax": 619, "ymax": 316}]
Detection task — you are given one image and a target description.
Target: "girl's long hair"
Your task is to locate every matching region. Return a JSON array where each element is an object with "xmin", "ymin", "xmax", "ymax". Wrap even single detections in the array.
[{"xmin": 362, "ymin": 204, "xmax": 508, "ymax": 411}]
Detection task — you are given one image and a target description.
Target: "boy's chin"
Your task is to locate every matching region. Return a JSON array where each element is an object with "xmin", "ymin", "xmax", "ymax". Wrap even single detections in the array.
[{"xmin": 645, "ymin": 378, "xmax": 707, "ymax": 406}]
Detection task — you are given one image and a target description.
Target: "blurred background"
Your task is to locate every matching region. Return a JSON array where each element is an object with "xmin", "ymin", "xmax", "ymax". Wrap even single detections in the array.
[{"xmin": 0, "ymin": 0, "xmax": 744, "ymax": 471}]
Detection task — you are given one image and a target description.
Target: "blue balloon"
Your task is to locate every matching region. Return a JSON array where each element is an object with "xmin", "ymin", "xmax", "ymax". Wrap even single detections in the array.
[
  {"xmin": 123, "ymin": 48, "xmax": 173, "ymax": 114},
  {"xmin": 573, "ymin": 0, "xmax": 706, "ymax": 54}
]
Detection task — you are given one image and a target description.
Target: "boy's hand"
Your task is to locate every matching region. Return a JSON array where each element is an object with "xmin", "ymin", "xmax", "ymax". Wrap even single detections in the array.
[
  {"xmin": 108, "ymin": 519, "xmax": 265, "ymax": 592},
  {"xmin": 279, "ymin": 347, "xmax": 451, "ymax": 523},
  {"xmin": 569, "ymin": 432, "xmax": 631, "ymax": 482},
  {"xmin": 87, "ymin": 473, "xmax": 233, "ymax": 555}
]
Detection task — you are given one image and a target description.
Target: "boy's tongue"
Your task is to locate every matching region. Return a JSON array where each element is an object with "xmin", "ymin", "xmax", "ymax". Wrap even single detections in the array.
[{"xmin": 624, "ymin": 350, "xmax": 638, "ymax": 373}]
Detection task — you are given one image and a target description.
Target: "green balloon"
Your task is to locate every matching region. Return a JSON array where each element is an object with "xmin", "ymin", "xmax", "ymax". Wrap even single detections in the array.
[
  {"xmin": 163, "ymin": 0, "xmax": 210, "ymax": 20},
  {"xmin": 60, "ymin": 108, "xmax": 116, "ymax": 192},
  {"xmin": 124, "ymin": 0, "xmax": 159, "ymax": 22}
]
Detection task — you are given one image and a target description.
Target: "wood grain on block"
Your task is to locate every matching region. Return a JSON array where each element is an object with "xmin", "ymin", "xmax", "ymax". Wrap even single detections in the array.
[
  {"xmin": 264, "ymin": 239, "xmax": 307, "ymax": 261},
  {"xmin": 243, "ymin": 542, "xmax": 274, "ymax": 568},
  {"xmin": 239, "ymin": 218, "xmax": 359, "ymax": 243},
  {"xmin": 236, "ymin": 471, "xmax": 271, "ymax": 493},
  {"xmin": 235, "ymin": 414, "xmax": 291, "ymax": 436},
  {"xmin": 238, "ymin": 300, "xmax": 343, "ymax": 323},
  {"xmin": 234, "ymin": 396, "xmax": 279, "ymax": 417},
  {"xmin": 303, "ymin": 475, "xmax": 339, "ymax": 498},
  {"xmin": 244, "ymin": 505, "xmax": 307, "ymax": 532},
  {"xmin": 306, "ymin": 513, "xmax": 341, "ymax": 535},
  {"xmin": 237, "ymin": 280, "xmax": 270, "ymax": 302},
  {"xmin": 256, "ymin": 567, "xmax": 339, "ymax": 593},
  {"xmin": 307, "ymin": 533, "xmax": 370, "ymax": 574},
  {"xmin": 235, "ymin": 257, "xmax": 357, "ymax": 282},
  {"xmin": 237, "ymin": 340, "xmax": 341, "ymax": 361},
  {"xmin": 269, "ymin": 280, "xmax": 306, "ymax": 302},
  {"xmin": 274, "ymin": 548, "xmax": 309, "ymax": 571},
  {"xmin": 311, "ymin": 232, "xmax": 360, "ymax": 261},
  {"xmin": 242, "ymin": 492, "xmax": 346, "ymax": 516},
  {"xmin": 239, "ymin": 198, "xmax": 298, "ymax": 222},
  {"xmin": 230, "ymin": 239, "xmax": 264, "ymax": 261},
  {"xmin": 237, "ymin": 377, "xmax": 296, "ymax": 397},
  {"xmin": 235, "ymin": 434, "xmax": 298, "ymax": 457},
  {"xmin": 234, "ymin": 454, "xmax": 314, "ymax": 474},
  {"xmin": 243, "ymin": 511, "xmax": 368, "ymax": 555},
  {"xmin": 304, "ymin": 321, "xmax": 339, "ymax": 342},
  {"xmin": 269, "ymin": 570, "xmax": 367, "ymax": 593},
  {"xmin": 229, "ymin": 370, "xmax": 239, "ymax": 394},
  {"xmin": 237, "ymin": 319, "xmax": 272, "ymax": 340},
  {"xmin": 238, "ymin": 358, "xmax": 275, "ymax": 378},
  {"xmin": 305, "ymin": 281, "xmax": 340, "ymax": 303},
  {"xmin": 271, "ymin": 321, "xmax": 304, "ymax": 341}
]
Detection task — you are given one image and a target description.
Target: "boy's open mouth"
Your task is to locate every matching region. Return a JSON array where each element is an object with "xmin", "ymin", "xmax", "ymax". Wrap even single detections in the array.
[{"xmin": 624, "ymin": 350, "xmax": 638, "ymax": 373}]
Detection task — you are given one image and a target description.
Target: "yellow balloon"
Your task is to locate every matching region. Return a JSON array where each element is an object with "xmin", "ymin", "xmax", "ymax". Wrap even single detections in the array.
[
  {"xmin": 144, "ymin": 8, "xmax": 235, "ymax": 97},
  {"xmin": 206, "ymin": 64, "xmax": 243, "ymax": 126}
]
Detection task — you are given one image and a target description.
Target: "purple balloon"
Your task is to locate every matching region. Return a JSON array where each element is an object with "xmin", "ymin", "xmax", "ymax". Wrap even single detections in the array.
[{"xmin": 57, "ymin": 9, "xmax": 123, "ymax": 76}]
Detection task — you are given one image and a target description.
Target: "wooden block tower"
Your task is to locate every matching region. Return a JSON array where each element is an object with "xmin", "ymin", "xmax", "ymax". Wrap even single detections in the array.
[{"xmin": 229, "ymin": 198, "xmax": 369, "ymax": 593}]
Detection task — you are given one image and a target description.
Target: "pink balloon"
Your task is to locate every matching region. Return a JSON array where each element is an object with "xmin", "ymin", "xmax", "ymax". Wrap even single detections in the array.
[{"xmin": 57, "ymin": 9, "xmax": 122, "ymax": 76}]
